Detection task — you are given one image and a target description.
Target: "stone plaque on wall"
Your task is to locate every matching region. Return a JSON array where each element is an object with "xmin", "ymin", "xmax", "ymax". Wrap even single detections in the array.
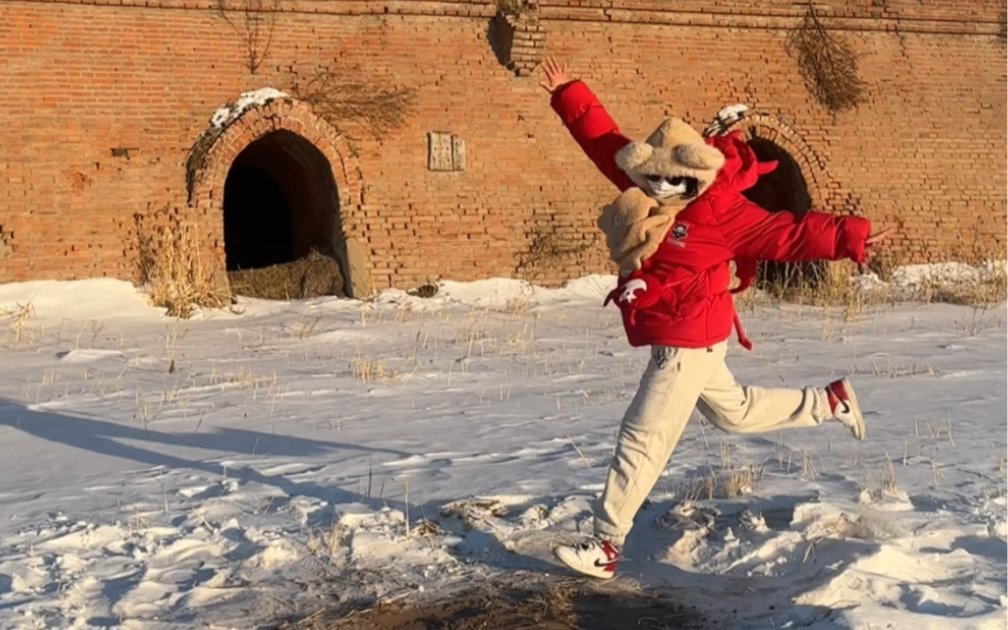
[
  {"xmin": 428, "ymin": 132, "xmax": 452, "ymax": 171},
  {"xmin": 428, "ymin": 132, "xmax": 465, "ymax": 172},
  {"xmin": 451, "ymin": 135, "xmax": 466, "ymax": 171}
]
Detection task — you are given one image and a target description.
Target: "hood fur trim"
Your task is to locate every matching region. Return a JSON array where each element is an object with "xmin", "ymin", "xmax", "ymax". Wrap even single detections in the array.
[{"xmin": 615, "ymin": 117, "xmax": 726, "ymax": 206}]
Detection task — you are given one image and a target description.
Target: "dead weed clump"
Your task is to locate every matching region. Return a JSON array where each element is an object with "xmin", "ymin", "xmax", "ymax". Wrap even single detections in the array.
[
  {"xmin": 668, "ymin": 440, "xmax": 764, "ymax": 503},
  {"xmin": 674, "ymin": 462, "xmax": 764, "ymax": 503},
  {"xmin": 289, "ymin": 583, "xmax": 706, "ymax": 630},
  {"xmin": 228, "ymin": 249, "xmax": 346, "ymax": 301},
  {"xmin": 912, "ymin": 264, "xmax": 1007, "ymax": 307},
  {"xmin": 745, "ymin": 261, "xmax": 867, "ymax": 311},
  {"xmin": 135, "ymin": 212, "xmax": 229, "ymax": 318},
  {"xmin": 0, "ymin": 300, "xmax": 38, "ymax": 350},
  {"xmin": 351, "ymin": 351, "xmax": 399, "ymax": 384},
  {"xmin": 736, "ymin": 258, "xmax": 1006, "ymax": 318}
]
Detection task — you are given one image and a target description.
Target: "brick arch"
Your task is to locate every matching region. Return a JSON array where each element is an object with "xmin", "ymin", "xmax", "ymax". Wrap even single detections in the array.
[
  {"xmin": 720, "ymin": 114, "xmax": 844, "ymax": 214},
  {"xmin": 187, "ymin": 97, "xmax": 371, "ymax": 297},
  {"xmin": 723, "ymin": 113, "xmax": 856, "ymax": 289}
]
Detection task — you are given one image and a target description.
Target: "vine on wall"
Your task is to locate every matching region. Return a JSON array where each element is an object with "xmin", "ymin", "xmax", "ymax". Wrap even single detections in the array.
[
  {"xmin": 214, "ymin": 0, "xmax": 280, "ymax": 75},
  {"xmin": 786, "ymin": 4, "xmax": 868, "ymax": 113},
  {"xmin": 287, "ymin": 66, "xmax": 417, "ymax": 140}
]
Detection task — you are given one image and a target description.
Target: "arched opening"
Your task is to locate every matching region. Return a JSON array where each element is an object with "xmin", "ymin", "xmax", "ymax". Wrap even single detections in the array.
[
  {"xmin": 224, "ymin": 161, "xmax": 295, "ymax": 270},
  {"xmin": 221, "ymin": 129, "xmax": 348, "ymax": 298},
  {"xmin": 741, "ymin": 138, "xmax": 826, "ymax": 290}
]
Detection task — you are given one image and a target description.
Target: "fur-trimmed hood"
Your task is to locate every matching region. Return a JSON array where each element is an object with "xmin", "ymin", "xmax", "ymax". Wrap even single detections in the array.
[
  {"xmin": 615, "ymin": 119, "xmax": 779, "ymax": 209},
  {"xmin": 614, "ymin": 117, "xmax": 726, "ymax": 208},
  {"xmin": 600, "ymin": 126, "xmax": 779, "ymax": 278}
]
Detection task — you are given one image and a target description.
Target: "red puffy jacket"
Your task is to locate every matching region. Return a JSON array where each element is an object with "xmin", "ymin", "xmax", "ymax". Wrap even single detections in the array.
[{"xmin": 551, "ymin": 80, "xmax": 872, "ymax": 350}]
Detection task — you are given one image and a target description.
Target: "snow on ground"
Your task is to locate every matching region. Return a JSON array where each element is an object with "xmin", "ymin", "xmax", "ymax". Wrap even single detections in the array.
[{"xmin": 0, "ymin": 276, "xmax": 1004, "ymax": 630}]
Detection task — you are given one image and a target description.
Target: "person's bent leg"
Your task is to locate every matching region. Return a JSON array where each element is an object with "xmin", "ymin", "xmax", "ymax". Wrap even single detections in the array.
[{"xmin": 696, "ymin": 344, "xmax": 864, "ymax": 439}]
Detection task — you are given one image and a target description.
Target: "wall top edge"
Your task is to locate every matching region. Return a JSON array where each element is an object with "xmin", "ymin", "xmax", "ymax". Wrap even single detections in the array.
[{"xmin": 6, "ymin": 0, "xmax": 1005, "ymax": 34}]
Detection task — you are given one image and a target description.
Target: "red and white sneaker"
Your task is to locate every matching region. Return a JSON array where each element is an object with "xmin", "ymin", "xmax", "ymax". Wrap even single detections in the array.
[
  {"xmin": 826, "ymin": 378, "xmax": 865, "ymax": 440},
  {"xmin": 553, "ymin": 538, "xmax": 620, "ymax": 579}
]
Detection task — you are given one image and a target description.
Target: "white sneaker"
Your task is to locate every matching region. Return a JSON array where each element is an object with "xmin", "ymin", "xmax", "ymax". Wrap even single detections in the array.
[
  {"xmin": 827, "ymin": 378, "xmax": 865, "ymax": 440},
  {"xmin": 553, "ymin": 538, "xmax": 621, "ymax": 580}
]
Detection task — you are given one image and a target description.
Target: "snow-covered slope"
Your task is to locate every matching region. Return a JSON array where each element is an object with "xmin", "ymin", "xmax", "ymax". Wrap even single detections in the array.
[{"xmin": 0, "ymin": 276, "xmax": 1004, "ymax": 629}]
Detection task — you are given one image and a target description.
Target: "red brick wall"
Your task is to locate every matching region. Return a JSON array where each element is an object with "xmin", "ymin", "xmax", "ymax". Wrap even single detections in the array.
[{"xmin": 1, "ymin": 0, "xmax": 1005, "ymax": 290}]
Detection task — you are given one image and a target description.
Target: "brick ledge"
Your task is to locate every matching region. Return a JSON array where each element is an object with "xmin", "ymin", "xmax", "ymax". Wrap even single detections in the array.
[{"xmin": 7, "ymin": 0, "xmax": 1003, "ymax": 36}]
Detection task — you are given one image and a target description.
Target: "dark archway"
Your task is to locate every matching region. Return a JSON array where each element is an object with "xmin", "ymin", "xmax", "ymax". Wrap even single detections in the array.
[
  {"xmin": 222, "ymin": 129, "xmax": 343, "ymax": 274},
  {"xmin": 223, "ymin": 162, "xmax": 295, "ymax": 270},
  {"xmin": 742, "ymin": 138, "xmax": 826, "ymax": 290}
]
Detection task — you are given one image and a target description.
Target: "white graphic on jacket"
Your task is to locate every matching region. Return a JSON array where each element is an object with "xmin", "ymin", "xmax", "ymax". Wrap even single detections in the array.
[{"xmin": 617, "ymin": 279, "xmax": 648, "ymax": 305}]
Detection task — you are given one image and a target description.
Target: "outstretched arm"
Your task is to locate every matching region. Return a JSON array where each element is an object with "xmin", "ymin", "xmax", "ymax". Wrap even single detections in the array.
[
  {"xmin": 720, "ymin": 200, "xmax": 875, "ymax": 264},
  {"xmin": 541, "ymin": 58, "xmax": 636, "ymax": 191}
]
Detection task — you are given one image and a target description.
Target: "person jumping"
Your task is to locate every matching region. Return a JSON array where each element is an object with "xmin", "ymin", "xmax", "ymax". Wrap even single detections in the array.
[{"xmin": 539, "ymin": 57, "xmax": 893, "ymax": 579}]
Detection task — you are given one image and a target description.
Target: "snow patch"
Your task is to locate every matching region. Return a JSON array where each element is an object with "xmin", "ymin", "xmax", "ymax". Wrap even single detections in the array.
[
  {"xmin": 0, "ymin": 278, "xmax": 157, "ymax": 322},
  {"xmin": 55, "ymin": 348, "xmax": 125, "ymax": 363},
  {"xmin": 435, "ymin": 274, "xmax": 613, "ymax": 309},
  {"xmin": 210, "ymin": 88, "xmax": 290, "ymax": 128}
]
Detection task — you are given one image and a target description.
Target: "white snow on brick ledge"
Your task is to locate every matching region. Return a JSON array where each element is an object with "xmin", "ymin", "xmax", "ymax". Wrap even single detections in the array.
[{"xmin": 209, "ymin": 87, "xmax": 290, "ymax": 128}]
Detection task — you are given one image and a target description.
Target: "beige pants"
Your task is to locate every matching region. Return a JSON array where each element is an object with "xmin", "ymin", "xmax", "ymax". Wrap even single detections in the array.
[{"xmin": 594, "ymin": 341, "xmax": 830, "ymax": 543}]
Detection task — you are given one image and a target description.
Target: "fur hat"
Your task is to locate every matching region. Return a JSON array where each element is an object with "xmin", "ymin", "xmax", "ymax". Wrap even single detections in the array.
[{"xmin": 615, "ymin": 118, "xmax": 726, "ymax": 208}]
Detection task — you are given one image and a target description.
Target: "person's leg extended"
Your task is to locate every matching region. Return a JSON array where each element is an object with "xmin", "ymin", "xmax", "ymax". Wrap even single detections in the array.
[
  {"xmin": 696, "ymin": 342, "xmax": 864, "ymax": 439},
  {"xmin": 596, "ymin": 344, "xmax": 725, "ymax": 541},
  {"xmin": 555, "ymin": 344, "xmax": 725, "ymax": 578}
]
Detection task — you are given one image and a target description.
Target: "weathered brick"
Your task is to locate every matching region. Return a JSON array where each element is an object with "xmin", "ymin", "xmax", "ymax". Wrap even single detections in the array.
[{"xmin": 0, "ymin": 0, "xmax": 1005, "ymax": 291}]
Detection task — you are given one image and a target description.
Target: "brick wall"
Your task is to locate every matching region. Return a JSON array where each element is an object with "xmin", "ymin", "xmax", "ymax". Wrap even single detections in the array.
[{"xmin": 1, "ymin": 0, "xmax": 1005, "ymax": 291}]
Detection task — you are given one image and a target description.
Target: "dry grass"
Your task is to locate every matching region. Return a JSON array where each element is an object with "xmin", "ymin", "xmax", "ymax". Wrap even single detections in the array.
[
  {"xmin": 164, "ymin": 324, "xmax": 188, "ymax": 374},
  {"xmin": 306, "ymin": 522, "xmax": 349, "ymax": 560},
  {"xmin": 288, "ymin": 315, "xmax": 322, "ymax": 340},
  {"xmin": 351, "ymin": 353, "xmax": 399, "ymax": 384},
  {"xmin": 913, "ymin": 263, "xmax": 1007, "ymax": 306},
  {"xmin": 136, "ymin": 214, "xmax": 229, "ymax": 318},
  {"xmin": 503, "ymin": 293, "xmax": 532, "ymax": 316},
  {"xmin": 670, "ymin": 440, "xmax": 764, "ymax": 502},
  {"xmin": 738, "ymin": 261, "xmax": 867, "ymax": 313},
  {"xmin": 843, "ymin": 358, "xmax": 939, "ymax": 380},
  {"xmin": 396, "ymin": 301, "xmax": 415, "ymax": 322},
  {"xmin": 0, "ymin": 300, "xmax": 38, "ymax": 349},
  {"xmin": 859, "ymin": 452, "xmax": 900, "ymax": 502},
  {"xmin": 310, "ymin": 583, "xmax": 703, "ymax": 630},
  {"xmin": 735, "ymin": 259, "xmax": 1006, "ymax": 325},
  {"xmin": 229, "ymin": 249, "xmax": 345, "ymax": 301}
]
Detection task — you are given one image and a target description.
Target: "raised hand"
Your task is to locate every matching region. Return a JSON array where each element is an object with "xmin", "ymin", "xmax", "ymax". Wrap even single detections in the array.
[
  {"xmin": 539, "ymin": 56, "xmax": 570, "ymax": 94},
  {"xmin": 865, "ymin": 227, "xmax": 894, "ymax": 254}
]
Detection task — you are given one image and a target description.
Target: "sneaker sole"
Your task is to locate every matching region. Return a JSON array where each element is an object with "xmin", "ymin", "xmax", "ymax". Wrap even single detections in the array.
[{"xmin": 840, "ymin": 377, "xmax": 866, "ymax": 440}]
